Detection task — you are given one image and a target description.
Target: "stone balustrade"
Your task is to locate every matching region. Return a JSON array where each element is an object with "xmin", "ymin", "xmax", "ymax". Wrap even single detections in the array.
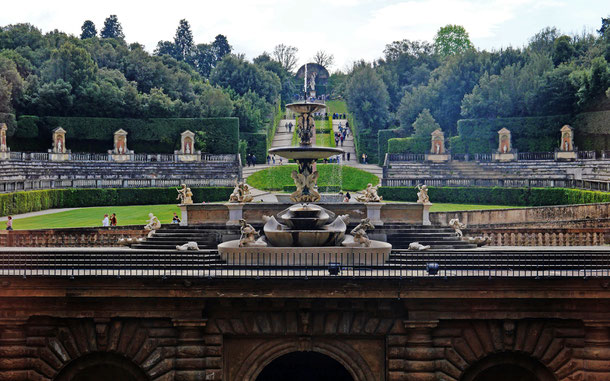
[
  {"xmin": 465, "ymin": 227, "xmax": 609, "ymax": 246},
  {"xmin": 0, "ymin": 227, "xmax": 148, "ymax": 247}
]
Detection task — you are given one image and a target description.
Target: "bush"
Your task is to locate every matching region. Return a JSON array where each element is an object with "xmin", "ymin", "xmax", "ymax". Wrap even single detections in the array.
[
  {"xmin": 387, "ymin": 136, "xmax": 428, "ymax": 154},
  {"xmin": 377, "ymin": 128, "xmax": 407, "ymax": 164},
  {"xmin": 246, "ymin": 164, "xmax": 379, "ymax": 192},
  {"xmin": 11, "ymin": 116, "xmax": 239, "ymax": 154},
  {"xmin": 378, "ymin": 186, "xmax": 610, "ymax": 206},
  {"xmin": 572, "ymin": 110, "xmax": 610, "ymax": 151},
  {"xmin": 0, "ymin": 187, "xmax": 233, "ymax": 217}
]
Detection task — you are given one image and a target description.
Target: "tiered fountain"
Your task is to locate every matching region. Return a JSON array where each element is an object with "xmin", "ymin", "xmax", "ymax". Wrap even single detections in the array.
[{"xmin": 218, "ymin": 70, "xmax": 392, "ymax": 264}]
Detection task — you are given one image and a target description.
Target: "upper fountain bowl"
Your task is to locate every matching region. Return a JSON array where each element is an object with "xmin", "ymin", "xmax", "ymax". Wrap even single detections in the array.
[
  {"xmin": 286, "ymin": 101, "xmax": 327, "ymax": 114},
  {"xmin": 268, "ymin": 146, "xmax": 344, "ymax": 160}
]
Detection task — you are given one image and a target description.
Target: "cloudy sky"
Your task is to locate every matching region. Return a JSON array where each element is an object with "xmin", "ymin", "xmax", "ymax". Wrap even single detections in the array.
[{"xmin": 1, "ymin": 0, "xmax": 608, "ymax": 71}]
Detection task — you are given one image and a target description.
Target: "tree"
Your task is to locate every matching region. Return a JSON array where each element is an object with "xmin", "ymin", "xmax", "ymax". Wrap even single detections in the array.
[
  {"xmin": 552, "ymin": 35, "xmax": 574, "ymax": 66},
  {"xmin": 210, "ymin": 55, "xmax": 280, "ymax": 103},
  {"xmin": 598, "ymin": 16, "xmax": 610, "ymax": 36},
  {"xmin": 43, "ymin": 42, "xmax": 98, "ymax": 90},
  {"xmin": 173, "ymin": 19, "xmax": 194, "ymax": 62},
  {"xmin": 212, "ymin": 34, "xmax": 231, "ymax": 62},
  {"xmin": 345, "ymin": 65, "xmax": 389, "ymax": 133},
  {"xmin": 155, "ymin": 40, "xmax": 176, "ymax": 57},
  {"xmin": 272, "ymin": 44, "xmax": 298, "ymax": 73},
  {"xmin": 100, "ymin": 15, "xmax": 124, "ymax": 39},
  {"xmin": 0, "ymin": 77, "xmax": 12, "ymax": 113},
  {"xmin": 80, "ymin": 20, "xmax": 97, "ymax": 39},
  {"xmin": 313, "ymin": 50, "xmax": 334, "ymax": 68},
  {"xmin": 412, "ymin": 109, "xmax": 440, "ymax": 138},
  {"xmin": 433, "ymin": 25, "xmax": 474, "ymax": 57}
]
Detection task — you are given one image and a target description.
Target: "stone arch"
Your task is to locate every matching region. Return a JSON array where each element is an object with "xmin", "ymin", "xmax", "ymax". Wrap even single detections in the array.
[
  {"xmin": 233, "ymin": 338, "xmax": 376, "ymax": 381},
  {"xmin": 27, "ymin": 317, "xmax": 177, "ymax": 380},
  {"xmin": 460, "ymin": 352, "xmax": 557, "ymax": 381},
  {"xmin": 54, "ymin": 351, "xmax": 150, "ymax": 381},
  {"xmin": 434, "ymin": 319, "xmax": 583, "ymax": 381}
]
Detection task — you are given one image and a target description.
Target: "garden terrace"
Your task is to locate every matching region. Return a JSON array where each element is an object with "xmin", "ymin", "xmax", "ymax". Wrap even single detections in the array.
[{"xmin": 0, "ymin": 154, "xmax": 241, "ymax": 192}]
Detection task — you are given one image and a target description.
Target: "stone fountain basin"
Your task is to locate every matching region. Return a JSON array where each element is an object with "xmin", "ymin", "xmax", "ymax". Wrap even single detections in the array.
[
  {"xmin": 268, "ymin": 146, "xmax": 344, "ymax": 160},
  {"xmin": 217, "ymin": 240, "xmax": 391, "ymax": 266},
  {"xmin": 263, "ymin": 214, "xmax": 345, "ymax": 247},
  {"xmin": 285, "ymin": 102, "xmax": 327, "ymax": 114}
]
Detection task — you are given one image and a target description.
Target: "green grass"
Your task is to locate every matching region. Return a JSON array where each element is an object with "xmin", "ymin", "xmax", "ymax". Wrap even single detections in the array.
[
  {"xmin": 326, "ymin": 100, "xmax": 348, "ymax": 115},
  {"xmin": 428, "ymin": 203, "xmax": 521, "ymax": 212},
  {"xmin": 247, "ymin": 164, "xmax": 379, "ymax": 191},
  {"xmin": 10, "ymin": 204, "xmax": 181, "ymax": 230}
]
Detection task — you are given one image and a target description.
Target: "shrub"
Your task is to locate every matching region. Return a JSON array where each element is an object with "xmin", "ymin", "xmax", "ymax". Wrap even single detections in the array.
[
  {"xmin": 378, "ymin": 186, "xmax": 610, "ymax": 206},
  {"xmin": 242, "ymin": 132, "xmax": 267, "ymax": 164},
  {"xmin": 0, "ymin": 187, "xmax": 233, "ymax": 217},
  {"xmin": 387, "ymin": 136, "xmax": 428, "ymax": 154},
  {"xmin": 377, "ymin": 128, "xmax": 407, "ymax": 164},
  {"xmin": 11, "ymin": 116, "xmax": 239, "ymax": 154}
]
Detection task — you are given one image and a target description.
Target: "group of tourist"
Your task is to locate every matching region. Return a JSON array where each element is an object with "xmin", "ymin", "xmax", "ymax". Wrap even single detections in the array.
[
  {"xmin": 246, "ymin": 153, "xmax": 258, "ymax": 167},
  {"xmin": 332, "ymin": 113, "xmax": 347, "ymax": 119},
  {"xmin": 266, "ymin": 154, "xmax": 283, "ymax": 165},
  {"xmin": 335, "ymin": 123, "xmax": 349, "ymax": 147},
  {"xmin": 338, "ymin": 191, "xmax": 352, "ymax": 203},
  {"xmin": 285, "ymin": 122, "xmax": 293, "ymax": 133},
  {"xmin": 102, "ymin": 213, "xmax": 118, "ymax": 227}
]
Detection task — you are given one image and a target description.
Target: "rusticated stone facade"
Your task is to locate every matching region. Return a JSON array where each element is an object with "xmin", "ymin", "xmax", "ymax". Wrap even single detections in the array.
[{"xmin": 1, "ymin": 278, "xmax": 610, "ymax": 380}]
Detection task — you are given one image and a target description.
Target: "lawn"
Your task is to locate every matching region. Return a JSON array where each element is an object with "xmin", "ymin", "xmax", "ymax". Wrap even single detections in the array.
[
  {"xmin": 246, "ymin": 164, "xmax": 379, "ymax": 191},
  {"xmin": 10, "ymin": 204, "xmax": 180, "ymax": 230},
  {"xmin": 326, "ymin": 100, "xmax": 348, "ymax": 115}
]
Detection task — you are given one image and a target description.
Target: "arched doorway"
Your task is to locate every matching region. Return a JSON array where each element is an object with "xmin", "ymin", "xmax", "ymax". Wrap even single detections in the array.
[
  {"xmin": 54, "ymin": 352, "xmax": 149, "ymax": 381},
  {"xmin": 461, "ymin": 353, "xmax": 557, "ymax": 381},
  {"xmin": 256, "ymin": 351, "xmax": 353, "ymax": 381}
]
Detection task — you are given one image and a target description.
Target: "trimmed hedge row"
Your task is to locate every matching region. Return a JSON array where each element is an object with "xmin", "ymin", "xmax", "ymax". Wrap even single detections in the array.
[
  {"xmin": 377, "ymin": 128, "xmax": 407, "ymax": 164},
  {"xmin": 456, "ymin": 115, "xmax": 569, "ymax": 154},
  {"xmin": 387, "ymin": 136, "xmax": 428, "ymax": 154},
  {"xmin": 572, "ymin": 110, "xmax": 610, "ymax": 151},
  {"xmin": 378, "ymin": 186, "xmax": 610, "ymax": 206},
  {"xmin": 0, "ymin": 187, "xmax": 233, "ymax": 217},
  {"xmin": 9, "ymin": 116, "xmax": 239, "ymax": 154}
]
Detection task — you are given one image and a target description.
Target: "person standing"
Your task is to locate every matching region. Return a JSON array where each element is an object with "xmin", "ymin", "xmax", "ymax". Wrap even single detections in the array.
[
  {"xmin": 110, "ymin": 213, "xmax": 117, "ymax": 226},
  {"xmin": 6, "ymin": 216, "xmax": 13, "ymax": 231},
  {"xmin": 252, "ymin": 154, "xmax": 257, "ymax": 166},
  {"xmin": 347, "ymin": 152, "xmax": 351, "ymax": 161},
  {"xmin": 267, "ymin": 154, "xmax": 271, "ymax": 165},
  {"xmin": 102, "ymin": 214, "xmax": 110, "ymax": 227}
]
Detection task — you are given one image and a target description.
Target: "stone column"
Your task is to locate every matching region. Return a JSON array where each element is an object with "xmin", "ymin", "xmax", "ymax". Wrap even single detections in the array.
[
  {"xmin": 401, "ymin": 320, "xmax": 439, "ymax": 381},
  {"xmin": 365, "ymin": 203, "xmax": 384, "ymax": 226},
  {"xmin": 172, "ymin": 318, "xmax": 222, "ymax": 381},
  {"xmin": 582, "ymin": 320, "xmax": 610, "ymax": 380}
]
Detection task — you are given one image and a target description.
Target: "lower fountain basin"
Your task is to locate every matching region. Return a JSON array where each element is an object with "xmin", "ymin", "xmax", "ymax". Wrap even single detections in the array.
[{"xmin": 218, "ymin": 240, "xmax": 392, "ymax": 266}]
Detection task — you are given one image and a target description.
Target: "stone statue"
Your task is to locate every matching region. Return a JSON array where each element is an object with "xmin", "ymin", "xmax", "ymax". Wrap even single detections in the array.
[
  {"xmin": 144, "ymin": 213, "xmax": 162, "ymax": 231},
  {"xmin": 238, "ymin": 219, "xmax": 260, "ymax": 247},
  {"xmin": 408, "ymin": 242, "xmax": 431, "ymax": 251},
  {"xmin": 350, "ymin": 218, "xmax": 375, "ymax": 247},
  {"xmin": 355, "ymin": 183, "xmax": 383, "ymax": 203},
  {"xmin": 462, "ymin": 236, "xmax": 490, "ymax": 247},
  {"xmin": 229, "ymin": 181, "xmax": 253, "ymax": 203},
  {"xmin": 449, "ymin": 218, "xmax": 466, "ymax": 238},
  {"xmin": 416, "ymin": 184, "xmax": 430, "ymax": 204},
  {"xmin": 177, "ymin": 184, "xmax": 193, "ymax": 204},
  {"xmin": 290, "ymin": 170, "xmax": 321, "ymax": 203},
  {"xmin": 118, "ymin": 237, "xmax": 145, "ymax": 246},
  {"xmin": 176, "ymin": 241, "xmax": 200, "ymax": 251}
]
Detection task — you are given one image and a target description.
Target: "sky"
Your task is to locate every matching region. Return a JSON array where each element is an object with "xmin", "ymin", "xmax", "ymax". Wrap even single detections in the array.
[{"xmin": 1, "ymin": 0, "xmax": 608, "ymax": 72}]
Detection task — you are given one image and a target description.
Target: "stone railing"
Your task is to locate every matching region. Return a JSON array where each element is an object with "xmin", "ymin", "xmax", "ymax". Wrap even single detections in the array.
[
  {"xmin": 382, "ymin": 177, "xmax": 589, "ymax": 188},
  {"xmin": 0, "ymin": 177, "xmax": 236, "ymax": 193},
  {"xmin": 0, "ymin": 227, "xmax": 148, "ymax": 247},
  {"xmin": 465, "ymin": 228, "xmax": 609, "ymax": 246},
  {"xmin": 388, "ymin": 150, "xmax": 607, "ymax": 162},
  {"xmin": 3, "ymin": 152, "xmax": 238, "ymax": 163}
]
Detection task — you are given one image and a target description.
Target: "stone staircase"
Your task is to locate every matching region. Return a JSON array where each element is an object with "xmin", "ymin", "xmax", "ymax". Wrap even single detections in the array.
[
  {"xmin": 448, "ymin": 161, "xmax": 505, "ymax": 179},
  {"xmin": 131, "ymin": 224, "xmax": 239, "ymax": 250},
  {"xmin": 376, "ymin": 224, "xmax": 477, "ymax": 249}
]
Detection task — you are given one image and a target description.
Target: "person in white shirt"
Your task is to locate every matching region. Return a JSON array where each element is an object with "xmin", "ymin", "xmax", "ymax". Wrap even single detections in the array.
[{"xmin": 102, "ymin": 214, "xmax": 110, "ymax": 227}]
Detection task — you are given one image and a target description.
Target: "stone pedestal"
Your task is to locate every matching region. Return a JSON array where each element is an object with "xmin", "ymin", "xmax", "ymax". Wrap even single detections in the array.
[
  {"xmin": 179, "ymin": 205, "xmax": 189, "ymax": 226},
  {"xmin": 176, "ymin": 154, "xmax": 200, "ymax": 162},
  {"xmin": 365, "ymin": 203, "xmax": 383, "ymax": 226},
  {"xmin": 555, "ymin": 150, "xmax": 577, "ymax": 161},
  {"xmin": 422, "ymin": 203, "xmax": 432, "ymax": 226},
  {"xmin": 225, "ymin": 203, "xmax": 244, "ymax": 226},
  {"xmin": 493, "ymin": 152, "xmax": 516, "ymax": 162},
  {"xmin": 425, "ymin": 153, "xmax": 450, "ymax": 162},
  {"xmin": 109, "ymin": 153, "xmax": 133, "ymax": 162},
  {"xmin": 0, "ymin": 151, "xmax": 9, "ymax": 161},
  {"xmin": 49, "ymin": 153, "xmax": 70, "ymax": 161}
]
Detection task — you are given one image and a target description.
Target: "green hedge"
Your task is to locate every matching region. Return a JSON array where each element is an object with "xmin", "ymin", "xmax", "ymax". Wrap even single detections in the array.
[
  {"xmin": 378, "ymin": 186, "xmax": 610, "ymax": 206},
  {"xmin": 456, "ymin": 115, "xmax": 569, "ymax": 154},
  {"xmin": 242, "ymin": 132, "xmax": 267, "ymax": 164},
  {"xmin": 377, "ymin": 128, "xmax": 407, "ymax": 164},
  {"xmin": 11, "ymin": 116, "xmax": 239, "ymax": 154},
  {"xmin": 572, "ymin": 110, "xmax": 610, "ymax": 151},
  {"xmin": 0, "ymin": 187, "xmax": 233, "ymax": 217},
  {"xmin": 267, "ymin": 101, "xmax": 282, "ymax": 150},
  {"xmin": 387, "ymin": 136, "xmax": 428, "ymax": 154}
]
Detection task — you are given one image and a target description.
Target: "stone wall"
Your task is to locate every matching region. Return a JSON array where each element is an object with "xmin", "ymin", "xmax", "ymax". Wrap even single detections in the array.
[
  {"xmin": 0, "ymin": 226, "xmax": 147, "ymax": 247},
  {"xmin": 431, "ymin": 202, "xmax": 610, "ymax": 227}
]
